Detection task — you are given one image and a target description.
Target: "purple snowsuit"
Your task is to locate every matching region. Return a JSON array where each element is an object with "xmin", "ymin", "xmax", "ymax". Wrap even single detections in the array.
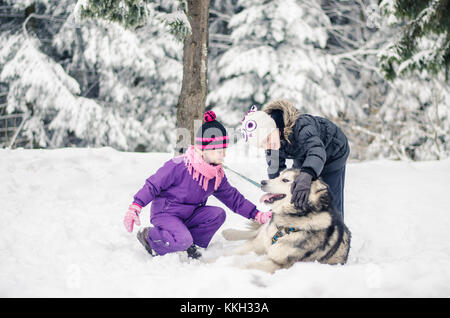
[{"xmin": 133, "ymin": 157, "xmax": 259, "ymax": 255}]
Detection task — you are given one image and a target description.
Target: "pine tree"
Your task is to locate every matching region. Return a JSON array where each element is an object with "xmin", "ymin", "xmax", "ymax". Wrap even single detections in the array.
[
  {"xmin": 76, "ymin": 0, "xmax": 210, "ymax": 154},
  {"xmin": 75, "ymin": 0, "xmax": 152, "ymax": 30},
  {"xmin": 0, "ymin": 0, "xmax": 183, "ymax": 151},
  {"xmin": 324, "ymin": 0, "xmax": 450, "ymax": 160},
  {"xmin": 379, "ymin": 0, "xmax": 450, "ymax": 81},
  {"xmin": 74, "ymin": 0, "xmax": 191, "ymax": 40},
  {"xmin": 207, "ymin": 0, "xmax": 344, "ymax": 128},
  {"xmin": 2, "ymin": 0, "xmax": 448, "ymax": 160}
]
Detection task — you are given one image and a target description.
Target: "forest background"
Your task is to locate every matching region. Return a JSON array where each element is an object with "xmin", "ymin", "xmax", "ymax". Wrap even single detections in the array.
[{"xmin": 0, "ymin": 0, "xmax": 448, "ymax": 161}]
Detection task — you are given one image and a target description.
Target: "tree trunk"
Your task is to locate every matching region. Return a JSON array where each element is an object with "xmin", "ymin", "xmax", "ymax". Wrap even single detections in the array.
[{"xmin": 175, "ymin": 0, "xmax": 210, "ymax": 155}]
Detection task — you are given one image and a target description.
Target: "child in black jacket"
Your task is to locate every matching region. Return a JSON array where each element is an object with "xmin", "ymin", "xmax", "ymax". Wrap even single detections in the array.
[{"xmin": 241, "ymin": 100, "xmax": 350, "ymax": 218}]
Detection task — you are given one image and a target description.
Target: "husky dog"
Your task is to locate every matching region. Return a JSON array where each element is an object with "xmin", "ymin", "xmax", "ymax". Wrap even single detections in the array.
[{"xmin": 222, "ymin": 169, "xmax": 351, "ymax": 273}]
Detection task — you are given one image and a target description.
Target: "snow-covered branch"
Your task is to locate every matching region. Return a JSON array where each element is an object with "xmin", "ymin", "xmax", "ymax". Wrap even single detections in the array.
[{"xmin": 209, "ymin": 9, "xmax": 231, "ymax": 22}]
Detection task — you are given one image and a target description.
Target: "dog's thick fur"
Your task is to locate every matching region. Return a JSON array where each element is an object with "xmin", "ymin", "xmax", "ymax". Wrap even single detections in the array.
[{"xmin": 222, "ymin": 169, "xmax": 351, "ymax": 273}]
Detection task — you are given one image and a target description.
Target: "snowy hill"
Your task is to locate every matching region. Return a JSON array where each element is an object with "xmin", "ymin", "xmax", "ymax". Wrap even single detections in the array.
[{"xmin": 1, "ymin": 147, "xmax": 449, "ymax": 297}]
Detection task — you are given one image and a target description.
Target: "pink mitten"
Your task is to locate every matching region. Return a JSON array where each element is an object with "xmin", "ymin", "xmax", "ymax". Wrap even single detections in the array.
[
  {"xmin": 124, "ymin": 203, "xmax": 142, "ymax": 232},
  {"xmin": 254, "ymin": 210, "xmax": 272, "ymax": 224}
]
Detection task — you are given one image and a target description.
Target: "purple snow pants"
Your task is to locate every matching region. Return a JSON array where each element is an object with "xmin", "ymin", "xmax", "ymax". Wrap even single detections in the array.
[{"xmin": 146, "ymin": 205, "xmax": 226, "ymax": 255}]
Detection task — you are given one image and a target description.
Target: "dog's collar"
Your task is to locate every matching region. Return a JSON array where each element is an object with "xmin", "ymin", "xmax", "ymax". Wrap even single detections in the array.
[{"xmin": 271, "ymin": 226, "xmax": 301, "ymax": 245}]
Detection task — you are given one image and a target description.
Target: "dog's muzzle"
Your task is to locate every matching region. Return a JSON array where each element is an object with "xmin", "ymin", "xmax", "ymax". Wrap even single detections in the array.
[{"xmin": 260, "ymin": 193, "xmax": 286, "ymax": 204}]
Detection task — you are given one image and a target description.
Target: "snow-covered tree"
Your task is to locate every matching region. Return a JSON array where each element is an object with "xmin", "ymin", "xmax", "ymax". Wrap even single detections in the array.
[
  {"xmin": 379, "ymin": 0, "xmax": 449, "ymax": 81},
  {"xmin": 76, "ymin": 0, "xmax": 210, "ymax": 154},
  {"xmin": 207, "ymin": 0, "xmax": 450, "ymax": 161},
  {"xmin": 55, "ymin": 4, "xmax": 184, "ymax": 151},
  {"xmin": 0, "ymin": 0, "xmax": 183, "ymax": 151},
  {"xmin": 207, "ymin": 0, "xmax": 344, "ymax": 128},
  {"xmin": 319, "ymin": 0, "xmax": 399, "ymax": 160},
  {"xmin": 325, "ymin": 0, "xmax": 450, "ymax": 161},
  {"xmin": 379, "ymin": 72, "xmax": 449, "ymax": 160},
  {"xmin": 1, "ymin": 0, "xmax": 448, "ymax": 160}
]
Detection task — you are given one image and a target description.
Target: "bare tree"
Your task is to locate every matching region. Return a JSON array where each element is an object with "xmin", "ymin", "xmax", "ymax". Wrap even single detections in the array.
[{"xmin": 175, "ymin": 0, "xmax": 210, "ymax": 154}]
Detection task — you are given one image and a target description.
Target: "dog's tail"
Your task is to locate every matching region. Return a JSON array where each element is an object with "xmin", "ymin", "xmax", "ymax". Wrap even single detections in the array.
[{"xmin": 222, "ymin": 221, "xmax": 261, "ymax": 241}]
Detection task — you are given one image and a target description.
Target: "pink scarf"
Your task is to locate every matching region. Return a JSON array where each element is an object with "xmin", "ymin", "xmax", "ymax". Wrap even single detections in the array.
[{"xmin": 183, "ymin": 145, "xmax": 225, "ymax": 191}]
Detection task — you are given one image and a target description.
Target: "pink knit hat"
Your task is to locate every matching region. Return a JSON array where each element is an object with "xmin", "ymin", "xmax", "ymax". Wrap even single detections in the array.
[{"xmin": 195, "ymin": 111, "xmax": 229, "ymax": 150}]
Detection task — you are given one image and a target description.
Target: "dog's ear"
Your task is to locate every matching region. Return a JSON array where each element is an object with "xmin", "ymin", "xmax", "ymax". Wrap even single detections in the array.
[
  {"xmin": 318, "ymin": 189, "xmax": 334, "ymax": 211},
  {"xmin": 308, "ymin": 179, "xmax": 334, "ymax": 212}
]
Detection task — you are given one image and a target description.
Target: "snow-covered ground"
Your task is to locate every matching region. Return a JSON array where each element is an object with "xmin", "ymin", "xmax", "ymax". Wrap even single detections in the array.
[{"xmin": 1, "ymin": 147, "xmax": 449, "ymax": 297}]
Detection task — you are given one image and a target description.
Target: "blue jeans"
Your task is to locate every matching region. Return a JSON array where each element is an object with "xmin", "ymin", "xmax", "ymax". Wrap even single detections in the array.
[{"xmin": 321, "ymin": 166, "xmax": 346, "ymax": 218}]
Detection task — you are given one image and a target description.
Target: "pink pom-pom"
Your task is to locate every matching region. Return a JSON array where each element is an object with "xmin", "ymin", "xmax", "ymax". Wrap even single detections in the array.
[{"xmin": 204, "ymin": 111, "xmax": 216, "ymax": 122}]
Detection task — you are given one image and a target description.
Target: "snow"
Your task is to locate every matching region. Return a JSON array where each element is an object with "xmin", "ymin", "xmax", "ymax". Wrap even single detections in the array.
[{"xmin": 1, "ymin": 147, "xmax": 450, "ymax": 297}]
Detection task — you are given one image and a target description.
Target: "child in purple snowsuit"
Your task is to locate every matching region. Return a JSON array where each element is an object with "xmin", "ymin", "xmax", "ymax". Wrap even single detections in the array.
[{"xmin": 123, "ymin": 111, "xmax": 272, "ymax": 258}]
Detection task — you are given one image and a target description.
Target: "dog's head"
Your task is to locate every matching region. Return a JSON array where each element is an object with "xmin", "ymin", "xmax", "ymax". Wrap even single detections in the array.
[{"xmin": 260, "ymin": 169, "xmax": 333, "ymax": 215}]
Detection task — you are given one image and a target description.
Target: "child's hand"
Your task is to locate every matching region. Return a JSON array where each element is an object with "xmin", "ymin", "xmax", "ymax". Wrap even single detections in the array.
[
  {"xmin": 254, "ymin": 210, "xmax": 272, "ymax": 224},
  {"xmin": 124, "ymin": 203, "xmax": 142, "ymax": 232}
]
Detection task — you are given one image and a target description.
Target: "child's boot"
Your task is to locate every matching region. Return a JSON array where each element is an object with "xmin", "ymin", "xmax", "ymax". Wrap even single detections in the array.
[
  {"xmin": 137, "ymin": 227, "xmax": 158, "ymax": 256},
  {"xmin": 186, "ymin": 244, "xmax": 202, "ymax": 259}
]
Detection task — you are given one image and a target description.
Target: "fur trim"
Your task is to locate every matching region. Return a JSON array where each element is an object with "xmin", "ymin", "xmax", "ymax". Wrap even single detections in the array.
[{"xmin": 262, "ymin": 100, "xmax": 300, "ymax": 143}]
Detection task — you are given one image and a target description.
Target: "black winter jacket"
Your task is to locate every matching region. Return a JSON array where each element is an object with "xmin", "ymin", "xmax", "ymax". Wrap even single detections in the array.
[{"xmin": 265, "ymin": 114, "xmax": 350, "ymax": 179}]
